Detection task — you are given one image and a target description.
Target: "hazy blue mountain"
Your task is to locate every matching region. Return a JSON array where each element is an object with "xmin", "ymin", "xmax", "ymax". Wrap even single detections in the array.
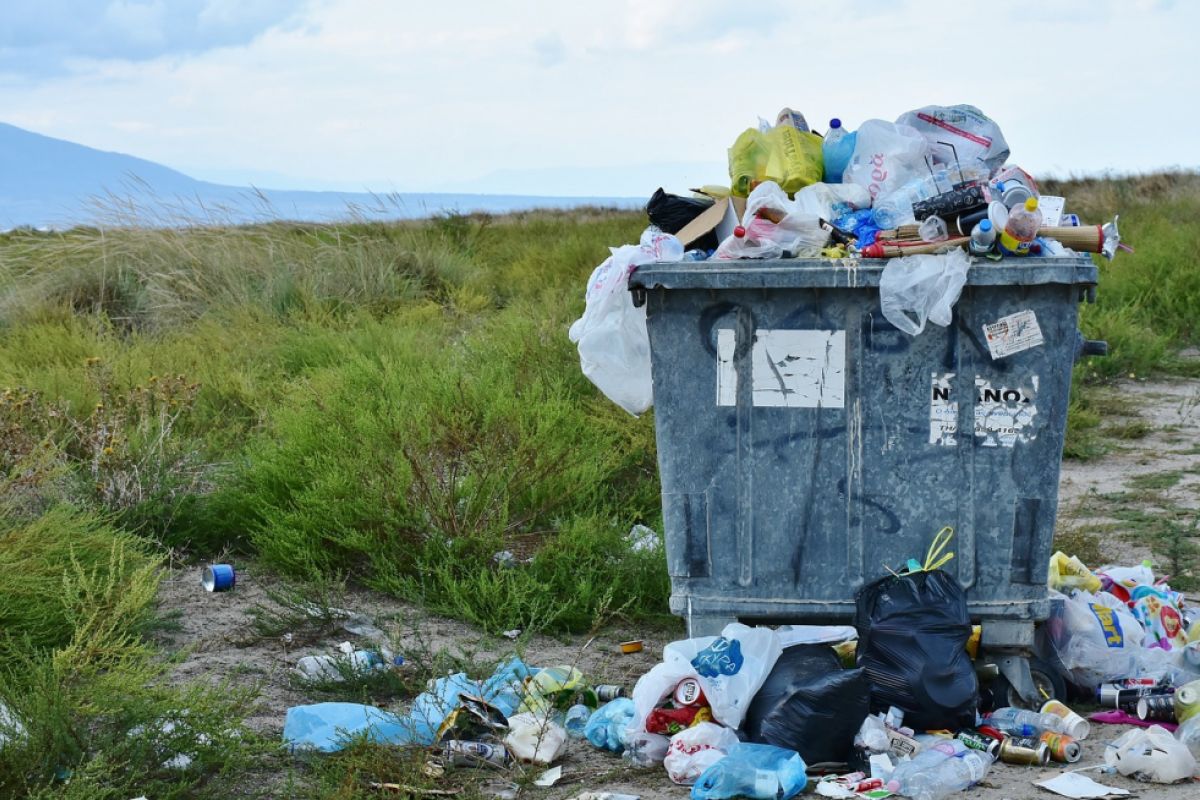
[{"xmin": 0, "ymin": 123, "xmax": 642, "ymax": 229}]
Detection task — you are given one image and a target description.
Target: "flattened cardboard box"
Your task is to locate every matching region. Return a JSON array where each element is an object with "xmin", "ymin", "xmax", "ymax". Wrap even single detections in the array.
[{"xmin": 673, "ymin": 194, "xmax": 746, "ymax": 249}]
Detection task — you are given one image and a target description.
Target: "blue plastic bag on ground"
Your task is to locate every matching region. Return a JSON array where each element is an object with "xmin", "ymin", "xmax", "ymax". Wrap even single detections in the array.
[
  {"xmin": 404, "ymin": 657, "xmax": 531, "ymax": 745},
  {"xmin": 585, "ymin": 697, "xmax": 635, "ymax": 752},
  {"xmin": 283, "ymin": 703, "xmax": 409, "ymax": 752},
  {"xmin": 691, "ymin": 742, "xmax": 807, "ymax": 800}
]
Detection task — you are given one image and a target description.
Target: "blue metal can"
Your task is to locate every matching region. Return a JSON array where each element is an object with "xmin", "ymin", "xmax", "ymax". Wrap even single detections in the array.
[{"xmin": 202, "ymin": 563, "xmax": 236, "ymax": 592}]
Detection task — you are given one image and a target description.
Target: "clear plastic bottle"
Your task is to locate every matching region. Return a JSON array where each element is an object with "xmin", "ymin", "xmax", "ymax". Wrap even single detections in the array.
[
  {"xmin": 870, "ymin": 165, "xmax": 991, "ymax": 230},
  {"xmin": 822, "ymin": 119, "xmax": 856, "ymax": 184},
  {"xmin": 969, "ymin": 219, "xmax": 996, "ymax": 255},
  {"xmin": 564, "ymin": 704, "xmax": 592, "ymax": 738},
  {"xmin": 988, "ymin": 706, "xmax": 1066, "ymax": 735},
  {"xmin": 886, "ymin": 740, "xmax": 965, "ymax": 790},
  {"xmin": 889, "ymin": 750, "xmax": 993, "ymax": 800},
  {"xmin": 997, "ymin": 197, "xmax": 1042, "ymax": 256}
]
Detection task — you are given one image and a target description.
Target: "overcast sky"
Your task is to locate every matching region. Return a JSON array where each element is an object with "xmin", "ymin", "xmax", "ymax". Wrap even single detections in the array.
[{"xmin": 1, "ymin": 0, "xmax": 1196, "ymax": 196}]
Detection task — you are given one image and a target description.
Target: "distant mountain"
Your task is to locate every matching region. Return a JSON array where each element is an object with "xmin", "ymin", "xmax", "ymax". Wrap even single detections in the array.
[{"xmin": 0, "ymin": 123, "xmax": 642, "ymax": 229}]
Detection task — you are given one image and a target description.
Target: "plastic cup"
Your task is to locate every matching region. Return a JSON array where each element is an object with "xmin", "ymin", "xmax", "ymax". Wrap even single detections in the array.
[{"xmin": 918, "ymin": 215, "xmax": 948, "ymax": 243}]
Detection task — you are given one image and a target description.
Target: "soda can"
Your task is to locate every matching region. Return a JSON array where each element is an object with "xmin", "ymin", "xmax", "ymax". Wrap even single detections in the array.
[
  {"xmin": 999, "ymin": 737, "xmax": 1050, "ymax": 766},
  {"xmin": 956, "ymin": 730, "xmax": 1001, "ymax": 758},
  {"xmin": 202, "ymin": 564, "xmax": 236, "ymax": 592},
  {"xmin": 594, "ymin": 684, "xmax": 628, "ymax": 702},
  {"xmin": 1039, "ymin": 731, "xmax": 1082, "ymax": 763},
  {"xmin": 1176, "ymin": 680, "xmax": 1200, "ymax": 723},
  {"xmin": 673, "ymin": 677, "xmax": 706, "ymax": 707},
  {"xmin": 1137, "ymin": 694, "xmax": 1177, "ymax": 722},
  {"xmin": 1041, "ymin": 699, "xmax": 1090, "ymax": 740},
  {"xmin": 442, "ymin": 740, "xmax": 510, "ymax": 769}
]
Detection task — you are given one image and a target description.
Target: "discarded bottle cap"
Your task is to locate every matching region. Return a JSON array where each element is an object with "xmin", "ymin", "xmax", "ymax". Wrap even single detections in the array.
[
  {"xmin": 619, "ymin": 640, "xmax": 644, "ymax": 654},
  {"xmin": 202, "ymin": 563, "xmax": 236, "ymax": 592},
  {"xmin": 829, "ymin": 118, "xmax": 842, "ymax": 129},
  {"xmin": 733, "ymin": 226, "xmax": 746, "ymax": 239},
  {"xmin": 1024, "ymin": 197, "xmax": 1039, "ymax": 212}
]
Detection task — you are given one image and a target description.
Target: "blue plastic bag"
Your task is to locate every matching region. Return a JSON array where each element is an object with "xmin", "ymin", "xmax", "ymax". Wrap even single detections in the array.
[
  {"xmin": 283, "ymin": 703, "xmax": 410, "ymax": 752},
  {"xmin": 585, "ymin": 697, "xmax": 635, "ymax": 752},
  {"xmin": 691, "ymin": 742, "xmax": 807, "ymax": 800}
]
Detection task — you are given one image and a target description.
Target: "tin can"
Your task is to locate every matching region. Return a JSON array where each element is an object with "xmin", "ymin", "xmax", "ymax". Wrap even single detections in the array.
[
  {"xmin": 1176, "ymin": 680, "xmax": 1200, "ymax": 723},
  {"xmin": 202, "ymin": 563, "xmax": 236, "ymax": 592},
  {"xmin": 1137, "ymin": 694, "xmax": 1177, "ymax": 722},
  {"xmin": 442, "ymin": 740, "xmax": 510, "ymax": 769},
  {"xmin": 1040, "ymin": 700, "xmax": 1090, "ymax": 740},
  {"xmin": 1097, "ymin": 682, "xmax": 1170, "ymax": 709},
  {"xmin": 956, "ymin": 730, "xmax": 1001, "ymax": 759},
  {"xmin": 673, "ymin": 678, "xmax": 706, "ymax": 707},
  {"xmin": 594, "ymin": 684, "xmax": 628, "ymax": 702},
  {"xmin": 1039, "ymin": 731, "xmax": 1082, "ymax": 763},
  {"xmin": 999, "ymin": 737, "xmax": 1050, "ymax": 766}
]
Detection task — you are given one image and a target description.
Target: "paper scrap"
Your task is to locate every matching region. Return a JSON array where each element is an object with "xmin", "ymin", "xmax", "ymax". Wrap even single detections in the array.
[
  {"xmin": 815, "ymin": 781, "xmax": 856, "ymax": 799},
  {"xmin": 534, "ymin": 766, "xmax": 563, "ymax": 787},
  {"xmin": 1036, "ymin": 772, "xmax": 1131, "ymax": 799},
  {"xmin": 983, "ymin": 309, "xmax": 1044, "ymax": 359}
]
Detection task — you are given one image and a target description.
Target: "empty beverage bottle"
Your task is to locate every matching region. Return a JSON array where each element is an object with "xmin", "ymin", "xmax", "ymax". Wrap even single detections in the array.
[
  {"xmin": 997, "ymin": 197, "xmax": 1042, "ymax": 256},
  {"xmin": 888, "ymin": 749, "xmax": 993, "ymax": 800},
  {"xmin": 564, "ymin": 704, "xmax": 592, "ymax": 738},
  {"xmin": 987, "ymin": 706, "xmax": 1066, "ymax": 736},
  {"xmin": 969, "ymin": 219, "xmax": 996, "ymax": 255},
  {"xmin": 886, "ymin": 740, "xmax": 966, "ymax": 790},
  {"xmin": 822, "ymin": 119, "xmax": 856, "ymax": 184}
]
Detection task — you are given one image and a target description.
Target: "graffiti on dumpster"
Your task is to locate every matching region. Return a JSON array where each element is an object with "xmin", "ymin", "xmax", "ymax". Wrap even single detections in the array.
[{"xmin": 974, "ymin": 376, "xmax": 1040, "ymax": 447}]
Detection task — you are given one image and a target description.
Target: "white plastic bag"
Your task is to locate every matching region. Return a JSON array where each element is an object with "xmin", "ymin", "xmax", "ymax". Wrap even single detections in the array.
[
  {"xmin": 895, "ymin": 104, "xmax": 1010, "ymax": 171},
  {"xmin": 630, "ymin": 623, "xmax": 783, "ymax": 732},
  {"xmin": 568, "ymin": 228, "xmax": 683, "ymax": 415},
  {"xmin": 1105, "ymin": 725, "xmax": 1196, "ymax": 783},
  {"xmin": 663, "ymin": 722, "xmax": 741, "ymax": 785},
  {"xmin": 791, "ymin": 182, "xmax": 871, "ymax": 220},
  {"xmin": 622, "ymin": 729, "xmax": 671, "ymax": 767},
  {"xmin": 1040, "ymin": 590, "xmax": 1146, "ymax": 688},
  {"xmin": 716, "ymin": 182, "xmax": 827, "ymax": 260},
  {"xmin": 879, "ymin": 249, "xmax": 970, "ymax": 336},
  {"xmin": 842, "ymin": 120, "xmax": 930, "ymax": 201},
  {"xmin": 505, "ymin": 713, "xmax": 567, "ymax": 765}
]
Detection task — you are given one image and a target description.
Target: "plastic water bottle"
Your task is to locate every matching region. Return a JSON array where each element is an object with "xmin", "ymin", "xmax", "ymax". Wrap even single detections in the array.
[
  {"xmin": 889, "ymin": 750, "xmax": 993, "ymax": 800},
  {"xmin": 886, "ymin": 740, "xmax": 965, "ymax": 789},
  {"xmin": 969, "ymin": 219, "xmax": 996, "ymax": 255},
  {"xmin": 564, "ymin": 704, "xmax": 591, "ymax": 738},
  {"xmin": 822, "ymin": 119, "xmax": 856, "ymax": 184},
  {"xmin": 997, "ymin": 197, "xmax": 1042, "ymax": 256},
  {"xmin": 988, "ymin": 706, "xmax": 1066, "ymax": 736}
]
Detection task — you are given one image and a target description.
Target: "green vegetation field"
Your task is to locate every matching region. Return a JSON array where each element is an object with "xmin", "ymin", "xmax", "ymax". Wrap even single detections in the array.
[{"xmin": 0, "ymin": 173, "xmax": 1197, "ymax": 797}]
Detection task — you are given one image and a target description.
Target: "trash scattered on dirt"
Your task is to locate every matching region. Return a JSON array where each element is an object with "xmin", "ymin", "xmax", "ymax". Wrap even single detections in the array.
[
  {"xmin": 533, "ymin": 766, "xmax": 562, "ymax": 787},
  {"xmin": 618, "ymin": 640, "xmax": 643, "ymax": 654},
  {"xmin": 202, "ymin": 563, "xmax": 235, "ymax": 592},
  {"xmin": 1036, "ymin": 772, "xmax": 1131, "ymax": 799}
]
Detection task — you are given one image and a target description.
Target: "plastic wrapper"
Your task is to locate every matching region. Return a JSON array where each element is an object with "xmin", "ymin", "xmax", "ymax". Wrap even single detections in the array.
[
  {"xmin": 505, "ymin": 713, "xmax": 567, "ymax": 765},
  {"xmin": 1130, "ymin": 585, "xmax": 1189, "ymax": 650},
  {"xmin": 715, "ymin": 182, "xmax": 828, "ymax": 260},
  {"xmin": 1105, "ymin": 725, "xmax": 1196, "ymax": 783},
  {"xmin": 790, "ymin": 182, "xmax": 871, "ymax": 220},
  {"xmin": 621, "ymin": 729, "xmax": 671, "ymax": 767},
  {"xmin": 854, "ymin": 569, "xmax": 978, "ymax": 731},
  {"xmin": 741, "ymin": 645, "xmax": 870, "ymax": 765},
  {"xmin": 878, "ymin": 249, "xmax": 971, "ymax": 336},
  {"xmin": 283, "ymin": 702, "xmax": 410, "ymax": 752},
  {"xmin": 691, "ymin": 742, "xmax": 807, "ymax": 800},
  {"xmin": 568, "ymin": 228, "xmax": 683, "ymax": 415},
  {"xmin": 585, "ymin": 697, "xmax": 635, "ymax": 752},
  {"xmin": 664, "ymin": 722, "xmax": 741, "ymax": 785},
  {"xmin": 1048, "ymin": 551, "xmax": 1102, "ymax": 594},
  {"xmin": 842, "ymin": 120, "xmax": 929, "ymax": 202},
  {"xmin": 630, "ymin": 623, "xmax": 782, "ymax": 733},
  {"xmin": 728, "ymin": 126, "xmax": 823, "ymax": 197},
  {"xmin": 895, "ymin": 104, "xmax": 1010, "ymax": 171}
]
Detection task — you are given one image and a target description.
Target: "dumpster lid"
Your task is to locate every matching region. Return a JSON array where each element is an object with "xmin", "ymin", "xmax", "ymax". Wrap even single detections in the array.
[{"xmin": 630, "ymin": 255, "xmax": 1099, "ymax": 291}]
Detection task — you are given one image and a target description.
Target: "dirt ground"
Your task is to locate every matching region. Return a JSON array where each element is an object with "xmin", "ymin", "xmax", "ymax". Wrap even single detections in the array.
[{"xmin": 157, "ymin": 377, "xmax": 1200, "ymax": 799}]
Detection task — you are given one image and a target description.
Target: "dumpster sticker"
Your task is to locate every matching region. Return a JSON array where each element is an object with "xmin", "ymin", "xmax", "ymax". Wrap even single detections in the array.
[
  {"xmin": 974, "ymin": 376, "xmax": 1039, "ymax": 447},
  {"xmin": 983, "ymin": 309, "xmax": 1044, "ymax": 359},
  {"xmin": 929, "ymin": 372, "xmax": 958, "ymax": 446},
  {"xmin": 750, "ymin": 329, "xmax": 845, "ymax": 408},
  {"xmin": 716, "ymin": 328, "xmax": 737, "ymax": 406}
]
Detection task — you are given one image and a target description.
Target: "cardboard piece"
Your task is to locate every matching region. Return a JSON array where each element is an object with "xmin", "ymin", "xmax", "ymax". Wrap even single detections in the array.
[{"xmin": 674, "ymin": 194, "xmax": 746, "ymax": 249}]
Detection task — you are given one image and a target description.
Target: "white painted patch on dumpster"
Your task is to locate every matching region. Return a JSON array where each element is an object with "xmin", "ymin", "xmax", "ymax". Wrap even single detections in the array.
[
  {"xmin": 751, "ymin": 329, "xmax": 845, "ymax": 408},
  {"xmin": 983, "ymin": 309, "xmax": 1044, "ymax": 359},
  {"xmin": 929, "ymin": 372, "xmax": 958, "ymax": 445},
  {"xmin": 716, "ymin": 328, "xmax": 737, "ymax": 406},
  {"xmin": 974, "ymin": 376, "xmax": 1039, "ymax": 447}
]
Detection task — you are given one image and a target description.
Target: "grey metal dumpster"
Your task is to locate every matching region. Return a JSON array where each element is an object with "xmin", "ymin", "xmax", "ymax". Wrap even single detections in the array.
[{"xmin": 629, "ymin": 255, "xmax": 1101, "ymax": 702}]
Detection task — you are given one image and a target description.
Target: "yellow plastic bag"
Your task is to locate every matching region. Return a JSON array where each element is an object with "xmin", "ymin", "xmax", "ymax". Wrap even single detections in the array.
[
  {"xmin": 519, "ymin": 665, "xmax": 585, "ymax": 714},
  {"xmin": 763, "ymin": 126, "xmax": 823, "ymax": 195},
  {"xmin": 1048, "ymin": 551, "xmax": 1101, "ymax": 593},
  {"xmin": 728, "ymin": 128, "xmax": 768, "ymax": 197}
]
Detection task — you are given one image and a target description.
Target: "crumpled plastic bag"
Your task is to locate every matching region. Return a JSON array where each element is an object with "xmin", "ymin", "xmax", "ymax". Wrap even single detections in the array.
[
  {"xmin": 568, "ymin": 228, "xmax": 683, "ymax": 415},
  {"xmin": 1131, "ymin": 585, "xmax": 1189, "ymax": 650},
  {"xmin": 1036, "ymin": 590, "xmax": 1146, "ymax": 689},
  {"xmin": 895, "ymin": 104, "xmax": 1010, "ymax": 171},
  {"xmin": 1048, "ymin": 551, "xmax": 1102, "ymax": 594},
  {"xmin": 622, "ymin": 729, "xmax": 671, "ymax": 767},
  {"xmin": 282, "ymin": 702, "xmax": 410, "ymax": 752},
  {"xmin": 585, "ymin": 697, "xmax": 635, "ymax": 752},
  {"xmin": 879, "ymin": 249, "xmax": 971, "ymax": 336},
  {"xmin": 790, "ymin": 182, "xmax": 871, "ymax": 220},
  {"xmin": 631, "ymin": 623, "xmax": 782, "ymax": 732},
  {"xmin": 729, "ymin": 126, "xmax": 823, "ymax": 197},
  {"xmin": 691, "ymin": 742, "xmax": 807, "ymax": 800},
  {"xmin": 1105, "ymin": 725, "xmax": 1196, "ymax": 783},
  {"xmin": 663, "ymin": 722, "xmax": 741, "ymax": 785},
  {"xmin": 505, "ymin": 713, "xmax": 567, "ymax": 765},
  {"xmin": 519, "ymin": 665, "xmax": 585, "ymax": 714},
  {"xmin": 715, "ymin": 181, "xmax": 828, "ymax": 260},
  {"xmin": 842, "ymin": 120, "xmax": 929, "ymax": 202}
]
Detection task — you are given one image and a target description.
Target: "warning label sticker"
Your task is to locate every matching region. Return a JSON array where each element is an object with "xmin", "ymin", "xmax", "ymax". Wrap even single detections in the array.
[{"xmin": 983, "ymin": 310, "xmax": 1044, "ymax": 359}]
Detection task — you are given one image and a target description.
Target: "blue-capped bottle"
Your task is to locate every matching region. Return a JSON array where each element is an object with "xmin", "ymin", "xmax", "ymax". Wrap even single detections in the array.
[{"xmin": 822, "ymin": 119, "xmax": 856, "ymax": 184}]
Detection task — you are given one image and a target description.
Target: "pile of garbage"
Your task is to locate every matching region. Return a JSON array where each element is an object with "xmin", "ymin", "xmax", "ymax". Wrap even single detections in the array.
[{"xmin": 278, "ymin": 542, "xmax": 1200, "ymax": 799}]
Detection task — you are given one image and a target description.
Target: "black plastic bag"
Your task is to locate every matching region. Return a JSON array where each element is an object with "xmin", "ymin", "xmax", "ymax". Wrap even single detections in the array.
[
  {"xmin": 741, "ymin": 645, "xmax": 870, "ymax": 765},
  {"xmin": 854, "ymin": 569, "xmax": 978, "ymax": 730},
  {"xmin": 645, "ymin": 188, "xmax": 717, "ymax": 251}
]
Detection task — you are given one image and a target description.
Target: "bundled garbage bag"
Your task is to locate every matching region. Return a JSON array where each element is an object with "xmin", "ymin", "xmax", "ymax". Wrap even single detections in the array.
[
  {"xmin": 842, "ymin": 120, "xmax": 929, "ymax": 202},
  {"xmin": 664, "ymin": 722, "xmax": 741, "ymax": 785},
  {"xmin": 631, "ymin": 623, "xmax": 782, "ymax": 733},
  {"xmin": 895, "ymin": 104, "xmax": 1010, "ymax": 171},
  {"xmin": 691, "ymin": 742, "xmax": 807, "ymax": 800},
  {"xmin": 568, "ymin": 228, "xmax": 683, "ymax": 416},
  {"xmin": 1036, "ymin": 590, "xmax": 1147, "ymax": 689},
  {"xmin": 728, "ymin": 125, "xmax": 823, "ymax": 197},
  {"xmin": 741, "ymin": 645, "xmax": 870, "ymax": 765},
  {"xmin": 879, "ymin": 249, "xmax": 971, "ymax": 336},
  {"xmin": 646, "ymin": 188, "xmax": 719, "ymax": 252},
  {"xmin": 585, "ymin": 697, "xmax": 635, "ymax": 752},
  {"xmin": 854, "ymin": 569, "xmax": 977, "ymax": 731}
]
